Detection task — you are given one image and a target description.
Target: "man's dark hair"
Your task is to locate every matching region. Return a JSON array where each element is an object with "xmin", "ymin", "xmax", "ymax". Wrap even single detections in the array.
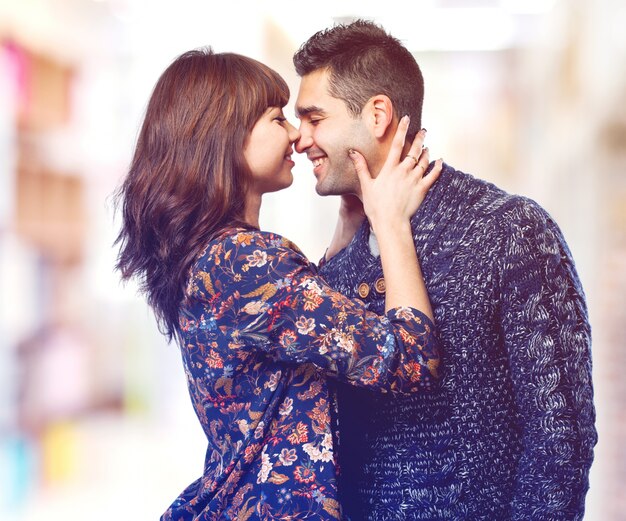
[{"xmin": 293, "ymin": 19, "xmax": 424, "ymax": 138}]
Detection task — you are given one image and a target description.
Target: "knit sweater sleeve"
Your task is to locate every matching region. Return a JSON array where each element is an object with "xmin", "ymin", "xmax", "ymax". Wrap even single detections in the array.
[{"xmin": 498, "ymin": 199, "xmax": 596, "ymax": 520}]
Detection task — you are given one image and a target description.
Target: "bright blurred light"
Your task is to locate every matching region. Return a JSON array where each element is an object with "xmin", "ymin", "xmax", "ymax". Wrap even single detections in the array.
[
  {"xmin": 389, "ymin": 8, "xmax": 518, "ymax": 51},
  {"xmin": 502, "ymin": 0, "xmax": 557, "ymax": 14}
]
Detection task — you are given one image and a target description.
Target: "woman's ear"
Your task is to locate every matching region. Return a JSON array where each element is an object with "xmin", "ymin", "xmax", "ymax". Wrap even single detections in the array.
[{"xmin": 364, "ymin": 95, "xmax": 394, "ymax": 139}]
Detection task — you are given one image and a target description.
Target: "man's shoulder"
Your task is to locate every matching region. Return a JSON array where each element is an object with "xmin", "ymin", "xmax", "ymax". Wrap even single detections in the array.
[
  {"xmin": 401, "ymin": 165, "xmax": 562, "ymax": 262},
  {"xmin": 428, "ymin": 165, "xmax": 550, "ymax": 225}
]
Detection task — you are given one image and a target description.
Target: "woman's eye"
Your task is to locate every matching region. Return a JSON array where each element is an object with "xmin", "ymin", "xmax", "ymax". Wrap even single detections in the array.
[{"xmin": 274, "ymin": 116, "xmax": 287, "ymax": 123}]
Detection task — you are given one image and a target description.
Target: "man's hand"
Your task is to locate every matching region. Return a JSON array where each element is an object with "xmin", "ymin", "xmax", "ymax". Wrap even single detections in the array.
[{"xmin": 326, "ymin": 195, "xmax": 366, "ymax": 261}]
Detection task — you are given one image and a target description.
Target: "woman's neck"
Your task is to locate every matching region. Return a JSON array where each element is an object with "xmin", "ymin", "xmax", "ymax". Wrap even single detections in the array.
[{"xmin": 244, "ymin": 192, "xmax": 262, "ymax": 229}]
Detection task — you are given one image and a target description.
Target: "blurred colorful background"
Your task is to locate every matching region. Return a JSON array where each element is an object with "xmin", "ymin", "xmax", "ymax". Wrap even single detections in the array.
[{"xmin": 1, "ymin": 0, "xmax": 625, "ymax": 519}]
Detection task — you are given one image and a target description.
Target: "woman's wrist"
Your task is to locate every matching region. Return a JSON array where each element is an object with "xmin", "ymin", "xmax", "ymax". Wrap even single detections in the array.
[{"xmin": 370, "ymin": 217, "xmax": 412, "ymax": 242}]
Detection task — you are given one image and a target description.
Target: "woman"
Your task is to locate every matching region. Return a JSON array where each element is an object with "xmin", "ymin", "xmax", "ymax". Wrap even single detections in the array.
[{"xmin": 115, "ymin": 48, "xmax": 442, "ymax": 520}]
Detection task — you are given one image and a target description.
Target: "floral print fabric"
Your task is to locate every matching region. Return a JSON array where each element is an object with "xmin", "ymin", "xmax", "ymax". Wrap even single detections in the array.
[{"xmin": 161, "ymin": 229, "xmax": 439, "ymax": 520}]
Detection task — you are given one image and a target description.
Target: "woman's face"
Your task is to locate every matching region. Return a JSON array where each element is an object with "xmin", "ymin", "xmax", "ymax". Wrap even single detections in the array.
[{"xmin": 244, "ymin": 107, "xmax": 300, "ymax": 195}]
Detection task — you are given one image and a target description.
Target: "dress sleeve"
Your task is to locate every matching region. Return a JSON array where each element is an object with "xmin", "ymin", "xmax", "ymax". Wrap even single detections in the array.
[
  {"xmin": 186, "ymin": 231, "xmax": 439, "ymax": 393},
  {"xmin": 498, "ymin": 200, "xmax": 596, "ymax": 520}
]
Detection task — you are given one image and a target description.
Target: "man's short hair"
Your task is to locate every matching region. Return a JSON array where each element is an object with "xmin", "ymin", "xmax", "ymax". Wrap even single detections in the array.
[{"xmin": 293, "ymin": 19, "xmax": 424, "ymax": 138}]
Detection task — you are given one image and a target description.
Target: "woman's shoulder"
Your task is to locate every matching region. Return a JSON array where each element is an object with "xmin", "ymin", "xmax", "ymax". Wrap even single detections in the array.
[
  {"xmin": 185, "ymin": 228, "xmax": 314, "ymax": 303},
  {"xmin": 217, "ymin": 228, "xmax": 304, "ymax": 253},
  {"xmin": 195, "ymin": 228, "xmax": 308, "ymax": 272}
]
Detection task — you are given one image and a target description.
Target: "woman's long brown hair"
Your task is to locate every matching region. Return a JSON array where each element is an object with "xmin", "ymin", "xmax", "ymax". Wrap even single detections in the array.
[{"xmin": 114, "ymin": 49, "xmax": 289, "ymax": 340}]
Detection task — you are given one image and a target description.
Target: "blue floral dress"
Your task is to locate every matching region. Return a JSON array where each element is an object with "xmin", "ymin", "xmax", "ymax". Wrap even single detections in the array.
[{"xmin": 161, "ymin": 229, "xmax": 440, "ymax": 520}]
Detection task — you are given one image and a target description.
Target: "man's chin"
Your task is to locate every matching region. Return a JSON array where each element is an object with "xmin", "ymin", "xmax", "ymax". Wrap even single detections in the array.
[
  {"xmin": 314, "ymin": 172, "xmax": 357, "ymax": 196},
  {"xmin": 315, "ymin": 182, "xmax": 354, "ymax": 197},
  {"xmin": 315, "ymin": 183, "xmax": 338, "ymax": 197},
  {"xmin": 314, "ymin": 179, "xmax": 329, "ymax": 196}
]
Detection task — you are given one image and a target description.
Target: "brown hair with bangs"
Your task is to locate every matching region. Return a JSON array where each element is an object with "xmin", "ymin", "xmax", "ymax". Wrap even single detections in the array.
[{"xmin": 114, "ymin": 48, "xmax": 289, "ymax": 340}]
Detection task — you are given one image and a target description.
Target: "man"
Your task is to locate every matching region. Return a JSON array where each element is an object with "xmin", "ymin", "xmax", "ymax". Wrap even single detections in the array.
[{"xmin": 293, "ymin": 20, "xmax": 596, "ymax": 520}]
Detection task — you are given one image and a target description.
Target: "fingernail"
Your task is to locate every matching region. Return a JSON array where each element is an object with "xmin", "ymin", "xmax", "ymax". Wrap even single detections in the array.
[{"xmin": 403, "ymin": 115, "xmax": 410, "ymax": 123}]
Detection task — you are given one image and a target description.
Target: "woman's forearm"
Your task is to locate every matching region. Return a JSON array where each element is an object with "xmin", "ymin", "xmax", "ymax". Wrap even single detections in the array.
[{"xmin": 373, "ymin": 220, "xmax": 434, "ymax": 320}]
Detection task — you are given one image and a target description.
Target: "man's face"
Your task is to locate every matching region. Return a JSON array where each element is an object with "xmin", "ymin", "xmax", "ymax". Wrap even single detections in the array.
[{"xmin": 295, "ymin": 69, "xmax": 373, "ymax": 196}]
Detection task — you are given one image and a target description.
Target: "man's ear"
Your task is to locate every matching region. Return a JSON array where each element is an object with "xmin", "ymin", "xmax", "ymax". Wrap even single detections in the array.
[{"xmin": 364, "ymin": 95, "xmax": 394, "ymax": 139}]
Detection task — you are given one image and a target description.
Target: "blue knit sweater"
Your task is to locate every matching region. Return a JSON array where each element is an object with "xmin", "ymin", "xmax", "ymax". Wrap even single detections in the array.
[{"xmin": 319, "ymin": 165, "xmax": 596, "ymax": 521}]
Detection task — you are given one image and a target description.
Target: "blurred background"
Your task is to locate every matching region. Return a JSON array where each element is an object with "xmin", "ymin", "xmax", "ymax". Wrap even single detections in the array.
[{"xmin": 0, "ymin": 0, "xmax": 624, "ymax": 519}]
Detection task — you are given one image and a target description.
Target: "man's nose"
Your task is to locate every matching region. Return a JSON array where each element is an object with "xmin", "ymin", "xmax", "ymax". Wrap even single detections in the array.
[
  {"xmin": 295, "ymin": 125, "xmax": 312, "ymax": 154},
  {"xmin": 287, "ymin": 122, "xmax": 301, "ymax": 144}
]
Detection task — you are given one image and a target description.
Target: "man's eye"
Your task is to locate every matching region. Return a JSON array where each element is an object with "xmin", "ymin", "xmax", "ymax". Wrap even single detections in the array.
[{"xmin": 310, "ymin": 119, "xmax": 321, "ymax": 126}]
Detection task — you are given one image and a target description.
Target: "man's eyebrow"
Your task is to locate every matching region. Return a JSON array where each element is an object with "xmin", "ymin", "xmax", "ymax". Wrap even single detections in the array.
[{"xmin": 295, "ymin": 105, "xmax": 325, "ymax": 118}]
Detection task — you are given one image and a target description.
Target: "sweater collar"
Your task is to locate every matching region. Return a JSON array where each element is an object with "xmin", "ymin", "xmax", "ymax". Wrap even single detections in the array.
[{"xmin": 345, "ymin": 163, "xmax": 495, "ymax": 264}]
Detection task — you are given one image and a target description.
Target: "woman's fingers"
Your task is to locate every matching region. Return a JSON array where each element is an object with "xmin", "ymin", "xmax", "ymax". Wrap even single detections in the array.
[
  {"xmin": 349, "ymin": 148, "xmax": 373, "ymax": 189},
  {"xmin": 414, "ymin": 147, "xmax": 430, "ymax": 176},
  {"xmin": 420, "ymin": 159, "xmax": 443, "ymax": 191},
  {"xmin": 383, "ymin": 115, "xmax": 411, "ymax": 169},
  {"xmin": 402, "ymin": 129, "xmax": 427, "ymax": 172}
]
